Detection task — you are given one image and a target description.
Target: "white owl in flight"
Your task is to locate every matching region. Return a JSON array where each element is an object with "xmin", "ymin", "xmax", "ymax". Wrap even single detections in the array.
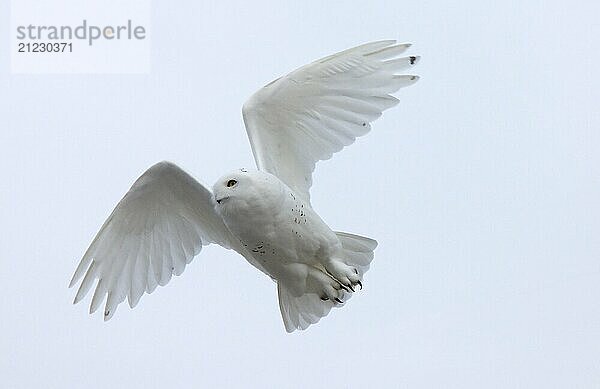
[{"xmin": 69, "ymin": 40, "xmax": 420, "ymax": 332}]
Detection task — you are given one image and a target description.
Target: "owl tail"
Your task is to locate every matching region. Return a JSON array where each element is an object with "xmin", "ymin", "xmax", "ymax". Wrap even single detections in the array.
[
  {"xmin": 333, "ymin": 231, "xmax": 377, "ymax": 276},
  {"xmin": 277, "ymin": 231, "xmax": 377, "ymax": 333}
]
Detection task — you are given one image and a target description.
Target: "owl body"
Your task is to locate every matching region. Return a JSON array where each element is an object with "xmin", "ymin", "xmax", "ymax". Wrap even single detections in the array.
[{"xmin": 214, "ymin": 170, "xmax": 343, "ymax": 295}]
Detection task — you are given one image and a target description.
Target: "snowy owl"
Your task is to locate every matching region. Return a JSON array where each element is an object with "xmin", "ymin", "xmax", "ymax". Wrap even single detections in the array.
[{"xmin": 69, "ymin": 40, "xmax": 420, "ymax": 332}]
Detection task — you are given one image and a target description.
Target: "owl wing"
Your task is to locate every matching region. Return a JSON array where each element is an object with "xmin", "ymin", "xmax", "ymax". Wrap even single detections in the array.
[
  {"xmin": 242, "ymin": 40, "xmax": 419, "ymax": 204},
  {"xmin": 69, "ymin": 161, "xmax": 240, "ymax": 320}
]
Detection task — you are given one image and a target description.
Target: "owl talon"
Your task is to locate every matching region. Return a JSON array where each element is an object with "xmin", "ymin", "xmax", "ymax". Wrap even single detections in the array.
[
  {"xmin": 338, "ymin": 283, "xmax": 351, "ymax": 293},
  {"xmin": 320, "ymin": 296, "xmax": 329, "ymax": 301},
  {"xmin": 356, "ymin": 280, "xmax": 362, "ymax": 290},
  {"xmin": 334, "ymin": 298, "xmax": 344, "ymax": 304}
]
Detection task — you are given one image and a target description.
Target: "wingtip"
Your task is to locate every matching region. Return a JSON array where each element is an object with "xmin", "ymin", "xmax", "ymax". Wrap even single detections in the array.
[
  {"xmin": 285, "ymin": 327, "xmax": 295, "ymax": 334},
  {"xmin": 398, "ymin": 74, "xmax": 420, "ymax": 83},
  {"xmin": 371, "ymin": 238, "xmax": 379, "ymax": 249},
  {"xmin": 376, "ymin": 39, "xmax": 397, "ymax": 46},
  {"xmin": 68, "ymin": 271, "xmax": 80, "ymax": 288},
  {"xmin": 394, "ymin": 43, "xmax": 412, "ymax": 51},
  {"xmin": 127, "ymin": 290, "xmax": 143, "ymax": 309}
]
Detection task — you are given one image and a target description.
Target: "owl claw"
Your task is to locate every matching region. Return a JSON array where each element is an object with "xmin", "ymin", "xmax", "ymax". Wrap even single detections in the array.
[
  {"xmin": 356, "ymin": 280, "xmax": 362, "ymax": 290},
  {"xmin": 334, "ymin": 298, "xmax": 344, "ymax": 304},
  {"xmin": 338, "ymin": 283, "xmax": 351, "ymax": 293},
  {"xmin": 346, "ymin": 283, "xmax": 355, "ymax": 292},
  {"xmin": 320, "ymin": 296, "xmax": 329, "ymax": 301}
]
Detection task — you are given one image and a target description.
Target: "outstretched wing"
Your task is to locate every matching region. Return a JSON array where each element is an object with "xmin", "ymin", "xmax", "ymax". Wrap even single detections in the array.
[
  {"xmin": 69, "ymin": 161, "xmax": 236, "ymax": 320},
  {"xmin": 242, "ymin": 40, "xmax": 419, "ymax": 203}
]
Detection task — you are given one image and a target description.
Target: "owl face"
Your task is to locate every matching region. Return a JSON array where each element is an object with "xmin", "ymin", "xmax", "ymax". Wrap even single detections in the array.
[{"xmin": 213, "ymin": 169, "xmax": 281, "ymax": 206}]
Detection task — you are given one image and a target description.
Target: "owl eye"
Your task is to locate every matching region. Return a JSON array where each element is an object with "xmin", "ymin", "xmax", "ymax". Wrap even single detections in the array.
[{"xmin": 226, "ymin": 179, "xmax": 238, "ymax": 188}]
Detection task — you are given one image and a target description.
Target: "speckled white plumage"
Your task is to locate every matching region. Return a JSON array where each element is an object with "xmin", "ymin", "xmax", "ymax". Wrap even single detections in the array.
[{"xmin": 69, "ymin": 40, "xmax": 419, "ymax": 332}]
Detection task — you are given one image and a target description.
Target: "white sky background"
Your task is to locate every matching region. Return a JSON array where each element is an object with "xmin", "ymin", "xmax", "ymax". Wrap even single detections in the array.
[{"xmin": 1, "ymin": 1, "xmax": 599, "ymax": 388}]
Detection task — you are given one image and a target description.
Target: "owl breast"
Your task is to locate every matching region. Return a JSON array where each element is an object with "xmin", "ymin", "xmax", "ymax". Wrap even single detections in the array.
[{"xmin": 218, "ymin": 176, "xmax": 337, "ymax": 271}]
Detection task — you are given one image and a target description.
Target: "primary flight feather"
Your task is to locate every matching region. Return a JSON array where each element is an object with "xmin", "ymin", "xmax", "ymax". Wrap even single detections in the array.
[{"xmin": 69, "ymin": 40, "xmax": 420, "ymax": 332}]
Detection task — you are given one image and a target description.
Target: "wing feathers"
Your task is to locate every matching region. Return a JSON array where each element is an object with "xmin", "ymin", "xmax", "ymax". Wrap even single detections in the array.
[
  {"xmin": 317, "ymin": 40, "xmax": 396, "ymax": 63},
  {"xmin": 243, "ymin": 40, "xmax": 419, "ymax": 202},
  {"xmin": 70, "ymin": 161, "xmax": 236, "ymax": 320},
  {"xmin": 73, "ymin": 261, "xmax": 97, "ymax": 304},
  {"xmin": 364, "ymin": 43, "xmax": 411, "ymax": 60},
  {"xmin": 391, "ymin": 75, "xmax": 420, "ymax": 90},
  {"xmin": 90, "ymin": 278, "xmax": 107, "ymax": 314},
  {"xmin": 381, "ymin": 55, "xmax": 421, "ymax": 72}
]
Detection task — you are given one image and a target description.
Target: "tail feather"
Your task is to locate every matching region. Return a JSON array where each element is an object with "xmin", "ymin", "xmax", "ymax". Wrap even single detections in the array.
[
  {"xmin": 277, "ymin": 231, "xmax": 377, "ymax": 332},
  {"xmin": 277, "ymin": 284, "xmax": 334, "ymax": 333},
  {"xmin": 334, "ymin": 231, "xmax": 377, "ymax": 275}
]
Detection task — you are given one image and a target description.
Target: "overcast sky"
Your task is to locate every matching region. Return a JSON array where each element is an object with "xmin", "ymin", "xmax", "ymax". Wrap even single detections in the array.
[{"xmin": 1, "ymin": 1, "xmax": 599, "ymax": 388}]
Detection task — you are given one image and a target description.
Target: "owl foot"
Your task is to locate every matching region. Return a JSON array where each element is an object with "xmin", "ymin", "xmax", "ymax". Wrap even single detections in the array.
[
  {"xmin": 306, "ymin": 266, "xmax": 348, "ymax": 305},
  {"xmin": 322, "ymin": 259, "xmax": 362, "ymax": 293}
]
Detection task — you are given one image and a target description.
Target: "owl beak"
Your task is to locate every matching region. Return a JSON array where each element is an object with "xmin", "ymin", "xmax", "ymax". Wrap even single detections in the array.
[{"xmin": 216, "ymin": 196, "xmax": 229, "ymax": 204}]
